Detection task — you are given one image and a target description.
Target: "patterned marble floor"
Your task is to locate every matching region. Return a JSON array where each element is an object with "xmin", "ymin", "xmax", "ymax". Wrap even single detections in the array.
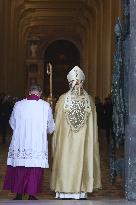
[
  {"xmin": 0, "ymin": 199, "xmax": 135, "ymax": 205},
  {"xmin": 0, "ymin": 129, "xmax": 124, "ymax": 201}
]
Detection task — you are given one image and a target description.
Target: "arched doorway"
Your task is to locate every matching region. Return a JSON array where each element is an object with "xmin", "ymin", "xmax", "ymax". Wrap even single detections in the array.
[{"xmin": 44, "ymin": 40, "xmax": 80, "ymax": 98}]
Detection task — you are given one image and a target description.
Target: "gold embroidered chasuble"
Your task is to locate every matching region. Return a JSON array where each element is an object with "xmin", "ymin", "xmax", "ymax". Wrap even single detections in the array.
[{"xmin": 50, "ymin": 92, "xmax": 101, "ymax": 193}]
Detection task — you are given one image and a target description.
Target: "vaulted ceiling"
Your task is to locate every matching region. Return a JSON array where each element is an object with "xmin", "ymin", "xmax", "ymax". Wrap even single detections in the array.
[{"xmin": 0, "ymin": 0, "xmax": 121, "ymax": 98}]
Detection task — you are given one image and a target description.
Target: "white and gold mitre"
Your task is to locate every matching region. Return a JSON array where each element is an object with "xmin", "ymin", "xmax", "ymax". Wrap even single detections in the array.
[{"xmin": 67, "ymin": 66, "xmax": 85, "ymax": 87}]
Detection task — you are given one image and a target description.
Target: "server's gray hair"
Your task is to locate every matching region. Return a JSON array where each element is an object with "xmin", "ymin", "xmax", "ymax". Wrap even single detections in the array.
[{"xmin": 29, "ymin": 84, "xmax": 42, "ymax": 93}]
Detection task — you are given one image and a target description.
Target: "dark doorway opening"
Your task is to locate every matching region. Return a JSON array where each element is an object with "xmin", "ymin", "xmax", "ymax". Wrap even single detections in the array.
[{"xmin": 44, "ymin": 40, "xmax": 80, "ymax": 98}]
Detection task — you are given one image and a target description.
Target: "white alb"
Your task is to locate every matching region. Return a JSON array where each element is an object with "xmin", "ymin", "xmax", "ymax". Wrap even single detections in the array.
[{"xmin": 7, "ymin": 99, "xmax": 55, "ymax": 168}]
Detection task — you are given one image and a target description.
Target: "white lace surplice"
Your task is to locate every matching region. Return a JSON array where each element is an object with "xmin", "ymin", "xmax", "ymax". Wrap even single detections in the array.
[{"xmin": 7, "ymin": 99, "xmax": 55, "ymax": 168}]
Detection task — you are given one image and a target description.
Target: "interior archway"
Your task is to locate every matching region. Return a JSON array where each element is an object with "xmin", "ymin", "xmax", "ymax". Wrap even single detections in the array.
[{"xmin": 44, "ymin": 40, "xmax": 80, "ymax": 98}]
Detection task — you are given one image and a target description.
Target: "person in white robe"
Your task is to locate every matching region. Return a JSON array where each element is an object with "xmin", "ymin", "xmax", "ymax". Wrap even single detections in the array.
[
  {"xmin": 50, "ymin": 66, "xmax": 101, "ymax": 199},
  {"xmin": 3, "ymin": 85, "xmax": 55, "ymax": 200}
]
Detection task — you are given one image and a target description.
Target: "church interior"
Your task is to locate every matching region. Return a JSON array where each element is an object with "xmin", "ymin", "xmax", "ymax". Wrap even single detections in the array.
[
  {"xmin": 0, "ymin": 0, "xmax": 128, "ymax": 204},
  {"xmin": 0, "ymin": 0, "xmax": 122, "ymax": 99}
]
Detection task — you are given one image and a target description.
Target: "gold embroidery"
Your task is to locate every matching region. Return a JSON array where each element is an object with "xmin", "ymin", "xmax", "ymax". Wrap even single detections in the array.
[{"xmin": 65, "ymin": 98, "xmax": 88, "ymax": 132}]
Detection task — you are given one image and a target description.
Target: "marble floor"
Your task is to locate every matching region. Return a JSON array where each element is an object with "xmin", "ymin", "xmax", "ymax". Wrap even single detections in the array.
[
  {"xmin": 0, "ymin": 199, "xmax": 135, "ymax": 205},
  {"xmin": 0, "ymin": 130, "xmax": 124, "ymax": 204}
]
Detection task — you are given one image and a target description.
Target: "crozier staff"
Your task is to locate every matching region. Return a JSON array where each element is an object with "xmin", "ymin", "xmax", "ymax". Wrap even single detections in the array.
[{"xmin": 47, "ymin": 62, "xmax": 53, "ymax": 98}]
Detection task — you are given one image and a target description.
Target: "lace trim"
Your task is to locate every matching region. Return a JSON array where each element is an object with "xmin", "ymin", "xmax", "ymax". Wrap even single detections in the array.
[
  {"xmin": 8, "ymin": 148, "xmax": 48, "ymax": 160},
  {"xmin": 56, "ymin": 192, "xmax": 87, "ymax": 199}
]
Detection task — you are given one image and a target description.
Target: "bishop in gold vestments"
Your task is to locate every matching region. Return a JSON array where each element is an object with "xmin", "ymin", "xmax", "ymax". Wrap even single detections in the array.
[{"xmin": 51, "ymin": 66, "xmax": 101, "ymax": 199}]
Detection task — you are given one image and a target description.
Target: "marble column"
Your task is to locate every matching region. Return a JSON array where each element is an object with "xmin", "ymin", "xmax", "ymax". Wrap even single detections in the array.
[{"xmin": 124, "ymin": 0, "xmax": 136, "ymax": 201}]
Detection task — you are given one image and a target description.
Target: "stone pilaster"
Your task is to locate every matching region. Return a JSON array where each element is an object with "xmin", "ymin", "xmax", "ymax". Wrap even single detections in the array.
[{"xmin": 124, "ymin": 0, "xmax": 136, "ymax": 201}]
